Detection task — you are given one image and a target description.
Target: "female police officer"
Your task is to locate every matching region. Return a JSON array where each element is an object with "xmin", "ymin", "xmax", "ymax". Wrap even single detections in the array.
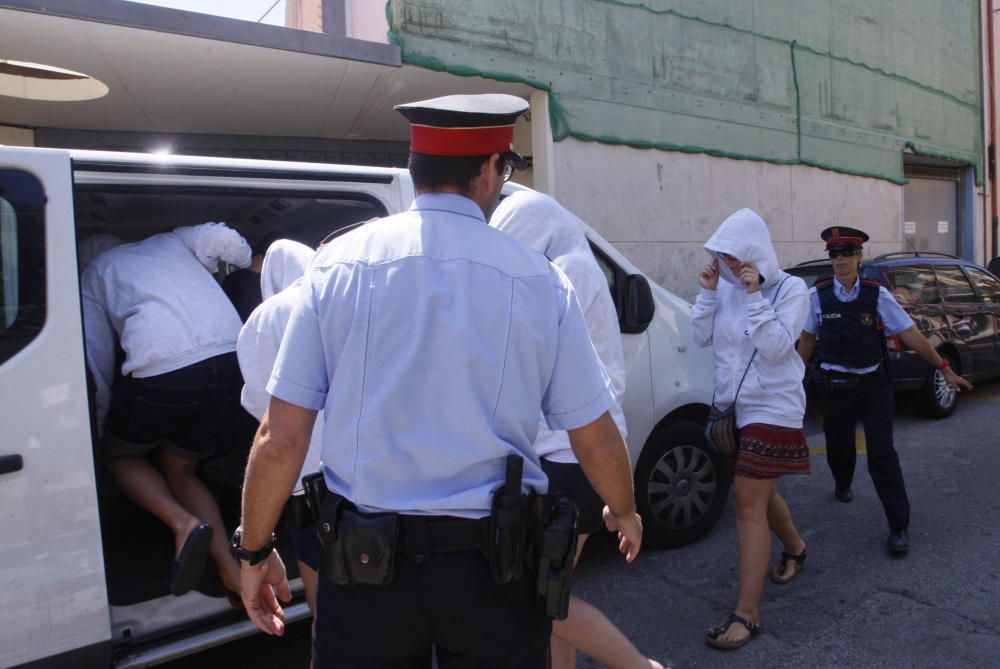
[{"xmin": 797, "ymin": 227, "xmax": 972, "ymax": 556}]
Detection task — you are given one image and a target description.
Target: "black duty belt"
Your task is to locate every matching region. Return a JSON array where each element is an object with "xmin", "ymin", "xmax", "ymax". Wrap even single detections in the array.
[{"xmin": 398, "ymin": 515, "xmax": 487, "ymax": 561}]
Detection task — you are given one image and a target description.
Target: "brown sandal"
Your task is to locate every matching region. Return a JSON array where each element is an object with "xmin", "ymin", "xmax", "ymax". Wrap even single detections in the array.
[{"xmin": 769, "ymin": 546, "xmax": 807, "ymax": 585}]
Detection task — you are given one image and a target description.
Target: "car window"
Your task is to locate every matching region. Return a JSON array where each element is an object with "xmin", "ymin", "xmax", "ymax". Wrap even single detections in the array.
[
  {"xmin": 965, "ymin": 266, "xmax": 1000, "ymax": 303},
  {"xmin": 934, "ymin": 265, "xmax": 977, "ymax": 303},
  {"xmin": 885, "ymin": 266, "xmax": 936, "ymax": 306}
]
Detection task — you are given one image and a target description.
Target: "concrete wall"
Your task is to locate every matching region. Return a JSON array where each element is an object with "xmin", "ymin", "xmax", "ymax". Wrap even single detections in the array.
[
  {"xmin": 0, "ymin": 126, "xmax": 33, "ymax": 146},
  {"xmin": 552, "ymin": 138, "xmax": 903, "ymax": 301}
]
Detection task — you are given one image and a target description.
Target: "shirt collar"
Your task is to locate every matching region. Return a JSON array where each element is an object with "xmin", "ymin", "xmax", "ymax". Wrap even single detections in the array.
[
  {"xmin": 410, "ymin": 192, "xmax": 486, "ymax": 224},
  {"xmin": 834, "ymin": 276, "xmax": 861, "ymax": 299}
]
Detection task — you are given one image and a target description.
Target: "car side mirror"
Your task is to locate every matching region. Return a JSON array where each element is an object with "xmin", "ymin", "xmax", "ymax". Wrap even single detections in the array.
[{"xmin": 619, "ymin": 273, "xmax": 654, "ymax": 334}]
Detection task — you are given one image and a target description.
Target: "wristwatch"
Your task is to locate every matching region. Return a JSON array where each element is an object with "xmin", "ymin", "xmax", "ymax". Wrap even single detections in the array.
[
  {"xmin": 229, "ymin": 526, "xmax": 277, "ymax": 566},
  {"xmin": 936, "ymin": 358, "xmax": 951, "ymax": 371}
]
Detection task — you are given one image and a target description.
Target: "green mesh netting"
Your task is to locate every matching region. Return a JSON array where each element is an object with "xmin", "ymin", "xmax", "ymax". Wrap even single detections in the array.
[{"xmin": 387, "ymin": 0, "xmax": 983, "ymax": 185}]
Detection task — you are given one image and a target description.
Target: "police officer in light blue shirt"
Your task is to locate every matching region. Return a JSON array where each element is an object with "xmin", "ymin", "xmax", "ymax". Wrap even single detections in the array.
[
  {"xmin": 798, "ymin": 226, "xmax": 971, "ymax": 557},
  {"xmin": 233, "ymin": 94, "xmax": 643, "ymax": 669}
]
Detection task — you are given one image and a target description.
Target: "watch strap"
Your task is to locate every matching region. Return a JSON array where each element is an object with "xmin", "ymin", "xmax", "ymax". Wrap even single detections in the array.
[{"xmin": 229, "ymin": 527, "xmax": 277, "ymax": 566}]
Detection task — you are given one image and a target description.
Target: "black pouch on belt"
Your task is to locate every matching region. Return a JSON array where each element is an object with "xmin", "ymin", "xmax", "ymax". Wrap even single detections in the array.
[
  {"xmin": 487, "ymin": 454, "xmax": 532, "ymax": 585},
  {"xmin": 331, "ymin": 508, "xmax": 399, "ymax": 587}
]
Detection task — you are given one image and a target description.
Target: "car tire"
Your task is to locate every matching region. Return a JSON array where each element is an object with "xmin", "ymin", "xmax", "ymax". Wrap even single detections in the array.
[
  {"xmin": 917, "ymin": 352, "xmax": 958, "ymax": 419},
  {"xmin": 633, "ymin": 420, "xmax": 729, "ymax": 549}
]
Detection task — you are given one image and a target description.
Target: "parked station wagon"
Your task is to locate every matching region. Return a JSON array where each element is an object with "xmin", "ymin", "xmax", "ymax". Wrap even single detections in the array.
[{"xmin": 784, "ymin": 252, "xmax": 1000, "ymax": 417}]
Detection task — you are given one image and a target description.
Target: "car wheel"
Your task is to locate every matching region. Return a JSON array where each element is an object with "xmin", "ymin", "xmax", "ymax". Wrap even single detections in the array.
[
  {"xmin": 917, "ymin": 352, "xmax": 958, "ymax": 418},
  {"xmin": 633, "ymin": 420, "xmax": 729, "ymax": 549}
]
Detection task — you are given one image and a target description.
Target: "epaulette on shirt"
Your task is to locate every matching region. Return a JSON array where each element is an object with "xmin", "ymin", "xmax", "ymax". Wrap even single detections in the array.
[
  {"xmin": 815, "ymin": 277, "xmax": 834, "ymax": 290},
  {"xmin": 860, "ymin": 278, "xmax": 881, "ymax": 288}
]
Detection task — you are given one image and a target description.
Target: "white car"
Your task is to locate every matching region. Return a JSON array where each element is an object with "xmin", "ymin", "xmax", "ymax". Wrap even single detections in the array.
[{"xmin": 0, "ymin": 147, "xmax": 723, "ymax": 668}]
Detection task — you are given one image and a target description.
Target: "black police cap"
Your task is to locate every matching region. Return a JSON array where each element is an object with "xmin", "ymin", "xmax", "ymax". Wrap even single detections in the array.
[{"xmin": 821, "ymin": 226, "xmax": 869, "ymax": 250}]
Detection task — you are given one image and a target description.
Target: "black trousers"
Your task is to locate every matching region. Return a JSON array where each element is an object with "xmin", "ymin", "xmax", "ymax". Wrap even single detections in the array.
[
  {"xmin": 311, "ymin": 548, "xmax": 550, "ymax": 669},
  {"xmin": 822, "ymin": 371, "xmax": 910, "ymax": 531}
]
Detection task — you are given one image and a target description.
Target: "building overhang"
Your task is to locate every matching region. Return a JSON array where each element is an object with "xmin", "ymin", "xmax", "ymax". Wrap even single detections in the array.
[{"xmin": 0, "ymin": 0, "xmax": 532, "ymax": 141}]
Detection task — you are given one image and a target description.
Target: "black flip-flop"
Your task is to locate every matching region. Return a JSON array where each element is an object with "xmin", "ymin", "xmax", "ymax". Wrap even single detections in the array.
[
  {"xmin": 170, "ymin": 523, "xmax": 213, "ymax": 596},
  {"xmin": 706, "ymin": 613, "xmax": 761, "ymax": 650},
  {"xmin": 769, "ymin": 546, "xmax": 807, "ymax": 585}
]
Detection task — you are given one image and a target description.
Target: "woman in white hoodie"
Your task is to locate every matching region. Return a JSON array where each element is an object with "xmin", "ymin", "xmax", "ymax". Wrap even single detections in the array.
[{"xmin": 691, "ymin": 208, "xmax": 810, "ymax": 650}]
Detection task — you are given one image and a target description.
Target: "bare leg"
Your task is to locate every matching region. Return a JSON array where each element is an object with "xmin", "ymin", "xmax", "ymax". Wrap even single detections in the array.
[
  {"xmin": 158, "ymin": 449, "xmax": 241, "ymax": 593},
  {"xmin": 105, "ymin": 449, "xmax": 201, "ymax": 554},
  {"xmin": 550, "ymin": 535, "xmax": 663, "ymax": 669},
  {"xmin": 712, "ymin": 476, "xmax": 776, "ymax": 645},
  {"xmin": 298, "ymin": 561, "xmax": 318, "ymax": 616},
  {"xmin": 767, "ymin": 488, "xmax": 805, "ymax": 556}
]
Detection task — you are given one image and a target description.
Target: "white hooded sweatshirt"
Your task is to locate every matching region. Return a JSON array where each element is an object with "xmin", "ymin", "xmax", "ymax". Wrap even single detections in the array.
[
  {"xmin": 81, "ymin": 222, "xmax": 252, "ymax": 429},
  {"xmin": 237, "ymin": 239, "xmax": 323, "ymax": 485},
  {"xmin": 491, "ymin": 191, "xmax": 627, "ymax": 462},
  {"xmin": 691, "ymin": 208, "xmax": 809, "ymax": 429}
]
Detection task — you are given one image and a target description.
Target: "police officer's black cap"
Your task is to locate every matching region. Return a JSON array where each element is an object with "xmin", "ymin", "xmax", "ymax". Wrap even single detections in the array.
[
  {"xmin": 395, "ymin": 94, "xmax": 529, "ymax": 157},
  {"xmin": 821, "ymin": 226, "xmax": 869, "ymax": 251}
]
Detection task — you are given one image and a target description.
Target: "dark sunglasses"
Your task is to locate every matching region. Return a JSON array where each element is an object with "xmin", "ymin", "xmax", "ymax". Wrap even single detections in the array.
[{"xmin": 828, "ymin": 249, "xmax": 859, "ymax": 259}]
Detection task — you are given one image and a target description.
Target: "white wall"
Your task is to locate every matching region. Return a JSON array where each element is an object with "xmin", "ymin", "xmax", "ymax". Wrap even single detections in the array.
[{"xmin": 552, "ymin": 138, "xmax": 904, "ymax": 301}]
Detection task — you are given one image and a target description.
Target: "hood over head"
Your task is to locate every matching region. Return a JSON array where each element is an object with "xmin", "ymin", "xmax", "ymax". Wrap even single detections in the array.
[
  {"xmin": 704, "ymin": 208, "xmax": 781, "ymax": 288},
  {"xmin": 490, "ymin": 191, "xmax": 591, "ymax": 266},
  {"xmin": 78, "ymin": 233, "xmax": 125, "ymax": 272},
  {"xmin": 260, "ymin": 239, "xmax": 313, "ymax": 300}
]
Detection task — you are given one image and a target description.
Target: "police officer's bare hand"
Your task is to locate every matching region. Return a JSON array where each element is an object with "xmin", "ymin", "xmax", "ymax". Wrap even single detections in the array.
[
  {"xmin": 739, "ymin": 261, "xmax": 760, "ymax": 293},
  {"xmin": 603, "ymin": 506, "xmax": 643, "ymax": 563},
  {"xmin": 699, "ymin": 260, "xmax": 719, "ymax": 290},
  {"xmin": 944, "ymin": 367, "xmax": 973, "ymax": 391},
  {"xmin": 241, "ymin": 550, "xmax": 292, "ymax": 636}
]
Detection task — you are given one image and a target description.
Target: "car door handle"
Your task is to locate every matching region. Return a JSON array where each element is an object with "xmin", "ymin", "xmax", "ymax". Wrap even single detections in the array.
[{"xmin": 0, "ymin": 454, "xmax": 23, "ymax": 476}]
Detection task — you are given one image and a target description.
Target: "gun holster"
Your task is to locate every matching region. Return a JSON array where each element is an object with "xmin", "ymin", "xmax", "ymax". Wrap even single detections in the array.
[
  {"xmin": 281, "ymin": 493, "xmax": 311, "ymax": 531},
  {"xmin": 535, "ymin": 495, "xmax": 579, "ymax": 620}
]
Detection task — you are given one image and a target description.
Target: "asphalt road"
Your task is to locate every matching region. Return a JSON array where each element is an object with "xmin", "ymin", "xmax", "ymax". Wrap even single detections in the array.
[{"xmin": 165, "ymin": 379, "xmax": 1000, "ymax": 669}]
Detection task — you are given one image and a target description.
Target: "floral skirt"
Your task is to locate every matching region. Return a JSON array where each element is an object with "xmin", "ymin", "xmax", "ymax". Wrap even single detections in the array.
[{"xmin": 732, "ymin": 423, "xmax": 811, "ymax": 480}]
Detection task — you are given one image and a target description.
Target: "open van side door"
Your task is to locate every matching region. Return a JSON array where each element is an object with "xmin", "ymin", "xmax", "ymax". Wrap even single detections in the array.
[{"xmin": 0, "ymin": 148, "xmax": 111, "ymax": 668}]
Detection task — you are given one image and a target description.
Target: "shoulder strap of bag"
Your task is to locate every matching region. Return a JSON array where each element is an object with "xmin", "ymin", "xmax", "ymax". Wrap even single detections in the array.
[{"xmin": 733, "ymin": 274, "xmax": 792, "ymax": 401}]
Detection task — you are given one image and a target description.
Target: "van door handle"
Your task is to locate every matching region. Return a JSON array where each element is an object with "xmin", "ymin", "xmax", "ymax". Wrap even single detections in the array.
[{"xmin": 0, "ymin": 454, "xmax": 23, "ymax": 476}]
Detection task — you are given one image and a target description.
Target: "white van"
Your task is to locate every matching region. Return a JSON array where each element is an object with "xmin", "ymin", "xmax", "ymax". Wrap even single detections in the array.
[{"xmin": 0, "ymin": 147, "xmax": 723, "ymax": 668}]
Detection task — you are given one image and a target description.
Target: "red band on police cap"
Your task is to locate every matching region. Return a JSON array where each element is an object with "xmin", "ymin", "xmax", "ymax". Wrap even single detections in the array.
[
  {"xmin": 825, "ymin": 236, "xmax": 865, "ymax": 247},
  {"xmin": 410, "ymin": 123, "xmax": 514, "ymax": 156}
]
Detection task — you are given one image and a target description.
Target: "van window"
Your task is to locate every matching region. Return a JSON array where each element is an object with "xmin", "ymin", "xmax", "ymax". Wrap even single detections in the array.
[{"xmin": 0, "ymin": 169, "xmax": 46, "ymax": 364}]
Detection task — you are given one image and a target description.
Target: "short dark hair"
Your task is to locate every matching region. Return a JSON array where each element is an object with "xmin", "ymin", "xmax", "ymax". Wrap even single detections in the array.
[{"xmin": 408, "ymin": 153, "xmax": 501, "ymax": 193}]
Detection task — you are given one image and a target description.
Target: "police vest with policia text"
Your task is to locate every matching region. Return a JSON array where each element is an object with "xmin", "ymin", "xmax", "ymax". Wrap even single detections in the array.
[{"xmin": 816, "ymin": 278, "xmax": 884, "ymax": 369}]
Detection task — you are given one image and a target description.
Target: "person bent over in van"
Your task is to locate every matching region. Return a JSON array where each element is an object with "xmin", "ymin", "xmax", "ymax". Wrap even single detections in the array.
[{"xmin": 81, "ymin": 222, "xmax": 252, "ymax": 598}]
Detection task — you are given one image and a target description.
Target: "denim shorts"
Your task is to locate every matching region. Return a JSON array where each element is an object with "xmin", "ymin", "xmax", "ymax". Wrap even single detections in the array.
[{"xmin": 104, "ymin": 352, "xmax": 243, "ymax": 460}]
